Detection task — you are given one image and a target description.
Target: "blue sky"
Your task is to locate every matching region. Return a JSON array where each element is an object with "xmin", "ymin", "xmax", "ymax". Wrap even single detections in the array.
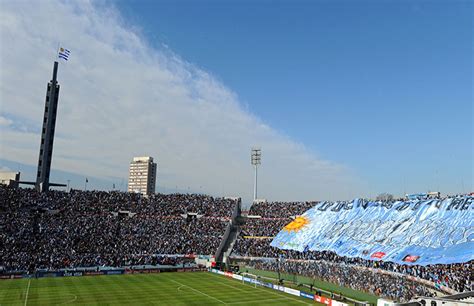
[
  {"xmin": 0, "ymin": 0, "xmax": 472, "ymax": 200},
  {"xmin": 114, "ymin": 0, "xmax": 473, "ymax": 193}
]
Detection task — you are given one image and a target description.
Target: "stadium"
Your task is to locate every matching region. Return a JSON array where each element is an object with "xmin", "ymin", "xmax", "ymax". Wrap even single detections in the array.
[
  {"xmin": 1, "ymin": 1, "xmax": 473, "ymax": 305},
  {"xmin": 0, "ymin": 187, "xmax": 473, "ymax": 305}
]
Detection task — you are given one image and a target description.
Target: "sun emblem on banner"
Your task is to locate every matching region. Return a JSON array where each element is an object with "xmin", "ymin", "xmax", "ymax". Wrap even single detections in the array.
[{"xmin": 283, "ymin": 216, "xmax": 310, "ymax": 232}]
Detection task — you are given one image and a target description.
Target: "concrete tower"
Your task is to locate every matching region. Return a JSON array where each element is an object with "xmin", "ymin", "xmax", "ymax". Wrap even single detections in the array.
[{"xmin": 35, "ymin": 61, "xmax": 60, "ymax": 192}]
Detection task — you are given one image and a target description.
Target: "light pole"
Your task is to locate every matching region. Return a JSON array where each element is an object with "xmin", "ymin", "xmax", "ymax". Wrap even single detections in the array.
[{"xmin": 251, "ymin": 147, "xmax": 261, "ymax": 201}]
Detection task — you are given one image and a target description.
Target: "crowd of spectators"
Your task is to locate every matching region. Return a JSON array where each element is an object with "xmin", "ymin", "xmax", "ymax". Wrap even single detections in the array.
[
  {"xmin": 232, "ymin": 200, "xmax": 473, "ymax": 300},
  {"xmin": 1, "ymin": 187, "xmax": 236, "ymax": 217},
  {"xmin": 240, "ymin": 218, "xmax": 289, "ymax": 237},
  {"xmin": 248, "ymin": 201, "xmax": 316, "ymax": 218},
  {"xmin": 234, "ymin": 201, "xmax": 305, "ymax": 259},
  {"xmin": 248, "ymin": 259, "xmax": 435, "ymax": 302},
  {"xmin": 0, "ymin": 186, "xmax": 238, "ymax": 272},
  {"xmin": 2, "ymin": 186, "xmax": 471, "ymax": 300}
]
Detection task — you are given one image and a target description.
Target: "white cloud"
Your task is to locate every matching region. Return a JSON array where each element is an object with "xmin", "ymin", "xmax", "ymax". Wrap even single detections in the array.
[
  {"xmin": 0, "ymin": 165, "xmax": 12, "ymax": 172},
  {"xmin": 0, "ymin": 0, "xmax": 367, "ymax": 202},
  {"xmin": 0, "ymin": 116, "xmax": 12, "ymax": 127}
]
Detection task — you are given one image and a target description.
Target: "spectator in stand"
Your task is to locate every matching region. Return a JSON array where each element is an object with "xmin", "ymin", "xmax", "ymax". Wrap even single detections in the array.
[
  {"xmin": 232, "ymin": 200, "xmax": 473, "ymax": 300},
  {"xmin": 249, "ymin": 258, "xmax": 435, "ymax": 302},
  {"xmin": 248, "ymin": 201, "xmax": 317, "ymax": 218},
  {"xmin": 241, "ymin": 219, "xmax": 290, "ymax": 237},
  {"xmin": 0, "ymin": 185, "xmax": 238, "ymax": 272}
]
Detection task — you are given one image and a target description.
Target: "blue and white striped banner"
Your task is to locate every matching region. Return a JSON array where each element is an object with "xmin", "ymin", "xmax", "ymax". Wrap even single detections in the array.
[
  {"xmin": 58, "ymin": 47, "xmax": 70, "ymax": 61},
  {"xmin": 271, "ymin": 196, "xmax": 473, "ymax": 265}
]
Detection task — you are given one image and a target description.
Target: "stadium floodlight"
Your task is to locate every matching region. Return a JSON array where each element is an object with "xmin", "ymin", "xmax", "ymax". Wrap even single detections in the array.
[{"xmin": 251, "ymin": 147, "xmax": 261, "ymax": 201}]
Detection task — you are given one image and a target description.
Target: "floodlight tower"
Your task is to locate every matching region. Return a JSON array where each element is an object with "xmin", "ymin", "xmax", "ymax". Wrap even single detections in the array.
[{"xmin": 251, "ymin": 147, "xmax": 261, "ymax": 201}]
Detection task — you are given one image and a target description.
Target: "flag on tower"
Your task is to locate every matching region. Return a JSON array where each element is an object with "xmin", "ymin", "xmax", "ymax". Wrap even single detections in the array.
[{"xmin": 58, "ymin": 47, "xmax": 71, "ymax": 61}]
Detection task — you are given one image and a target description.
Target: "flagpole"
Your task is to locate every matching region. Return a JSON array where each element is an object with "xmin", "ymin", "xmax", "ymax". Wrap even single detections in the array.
[{"xmin": 56, "ymin": 42, "xmax": 60, "ymax": 61}]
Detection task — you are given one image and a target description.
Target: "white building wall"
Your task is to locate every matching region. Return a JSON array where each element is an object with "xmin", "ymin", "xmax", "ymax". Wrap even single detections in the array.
[{"xmin": 127, "ymin": 157, "xmax": 157, "ymax": 196}]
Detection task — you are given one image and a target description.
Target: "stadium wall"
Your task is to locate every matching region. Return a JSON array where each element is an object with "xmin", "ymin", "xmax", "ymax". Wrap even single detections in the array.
[{"xmin": 0, "ymin": 267, "xmax": 207, "ymax": 280}]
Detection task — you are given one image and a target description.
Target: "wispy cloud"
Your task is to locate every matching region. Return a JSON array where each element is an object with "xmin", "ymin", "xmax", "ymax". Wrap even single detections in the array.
[
  {"xmin": 0, "ymin": 0, "xmax": 367, "ymax": 202},
  {"xmin": 0, "ymin": 165, "xmax": 12, "ymax": 172},
  {"xmin": 0, "ymin": 116, "xmax": 12, "ymax": 127}
]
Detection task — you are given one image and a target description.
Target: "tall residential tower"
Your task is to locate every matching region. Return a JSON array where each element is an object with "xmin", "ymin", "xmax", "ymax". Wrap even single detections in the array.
[{"xmin": 128, "ymin": 156, "xmax": 157, "ymax": 196}]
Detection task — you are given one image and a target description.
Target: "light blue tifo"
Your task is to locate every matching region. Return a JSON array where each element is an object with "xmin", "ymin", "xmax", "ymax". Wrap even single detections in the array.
[{"xmin": 270, "ymin": 196, "xmax": 473, "ymax": 265}]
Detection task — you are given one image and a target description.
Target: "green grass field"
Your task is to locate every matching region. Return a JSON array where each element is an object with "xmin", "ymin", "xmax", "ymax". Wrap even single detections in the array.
[{"xmin": 0, "ymin": 272, "xmax": 320, "ymax": 305}]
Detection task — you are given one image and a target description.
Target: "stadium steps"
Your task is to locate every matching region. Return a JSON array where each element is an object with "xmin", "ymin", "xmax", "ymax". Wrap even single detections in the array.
[
  {"xmin": 221, "ymin": 224, "xmax": 241, "ymax": 264},
  {"xmin": 214, "ymin": 200, "xmax": 243, "ymax": 265}
]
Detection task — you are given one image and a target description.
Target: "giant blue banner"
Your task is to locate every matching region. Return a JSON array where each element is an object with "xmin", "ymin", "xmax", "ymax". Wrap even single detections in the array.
[{"xmin": 271, "ymin": 196, "xmax": 473, "ymax": 265}]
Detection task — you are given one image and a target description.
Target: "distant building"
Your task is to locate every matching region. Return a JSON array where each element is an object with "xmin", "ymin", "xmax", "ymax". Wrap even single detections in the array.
[
  {"xmin": 128, "ymin": 156, "xmax": 157, "ymax": 196},
  {"xmin": 427, "ymin": 191, "xmax": 441, "ymax": 199},
  {"xmin": 0, "ymin": 172, "xmax": 20, "ymax": 188}
]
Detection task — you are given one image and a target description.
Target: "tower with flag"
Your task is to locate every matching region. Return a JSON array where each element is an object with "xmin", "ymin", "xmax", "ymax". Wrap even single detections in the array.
[{"xmin": 34, "ymin": 47, "xmax": 70, "ymax": 192}]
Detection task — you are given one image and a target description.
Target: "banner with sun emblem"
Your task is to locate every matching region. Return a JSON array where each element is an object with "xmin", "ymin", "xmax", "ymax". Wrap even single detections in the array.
[
  {"xmin": 283, "ymin": 216, "xmax": 310, "ymax": 233},
  {"xmin": 270, "ymin": 196, "xmax": 474, "ymax": 265}
]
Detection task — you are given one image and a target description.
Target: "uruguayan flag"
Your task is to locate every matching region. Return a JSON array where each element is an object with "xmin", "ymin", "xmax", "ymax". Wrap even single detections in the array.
[{"xmin": 58, "ymin": 47, "xmax": 70, "ymax": 61}]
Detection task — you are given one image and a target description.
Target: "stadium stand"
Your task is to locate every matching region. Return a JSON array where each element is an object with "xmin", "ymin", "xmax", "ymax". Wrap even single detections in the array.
[
  {"xmin": 248, "ymin": 201, "xmax": 317, "ymax": 218},
  {"xmin": 232, "ymin": 201, "xmax": 317, "ymax": 258},
  {"xmin": 0, "ymin": 185, "xmax": 238, "ymax": 272},
  {"xmin": 234, "ymin": 200, "xmax": 314, "ymax": 258},
  {"xmin": 248, "ymin": 259, "xmax": 435, "ymax": 302},
  {"xmin": 231, "ymin": 200, "xmax": 473, "ymax": 302},
  {"xmin": 1, "ymin": 186, "xmax": 472, "ymax": 303}
]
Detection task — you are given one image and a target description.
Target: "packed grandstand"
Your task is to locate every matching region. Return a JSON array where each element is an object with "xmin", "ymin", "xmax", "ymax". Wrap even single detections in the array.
[
  {"xmin": 232, "ymin": 197, "xmax": 473, "ymax": 302},
  {"xmin": 0, "ymin": 185, "xmax": 472, "ymax": 303},
  {"xmin": 0, "ymin": 186, "xmax": 237, "ymax": 270}
]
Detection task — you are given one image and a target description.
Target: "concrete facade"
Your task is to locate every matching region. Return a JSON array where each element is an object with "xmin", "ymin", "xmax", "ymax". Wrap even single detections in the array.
[
  {"xmin": 128, "ymin": 156, "xmax": 157, "ymax": 196},
  {"xmin": 36, "ymin": 61, "xmax": 60, "ymax": 192},
  {"xmin": 0, "ymin": 172, "xmax": 20, "ymax": 188}
]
